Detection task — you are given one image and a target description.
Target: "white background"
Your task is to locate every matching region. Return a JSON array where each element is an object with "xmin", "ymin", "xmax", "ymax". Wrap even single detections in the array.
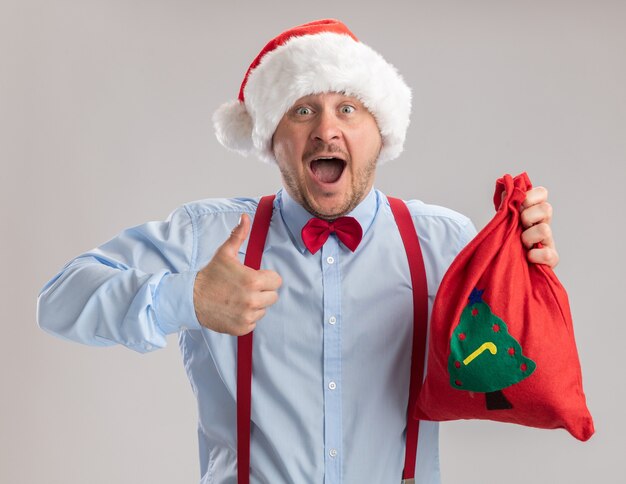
[{"xmin": 2, "ymin": 1, "xmax": 624, "ymax": 482}]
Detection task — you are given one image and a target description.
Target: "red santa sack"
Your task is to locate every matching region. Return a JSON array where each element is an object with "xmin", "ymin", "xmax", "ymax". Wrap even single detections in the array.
[{"xmin": 414, "ymin": 172, "xmax": 594, "ymax": 441}]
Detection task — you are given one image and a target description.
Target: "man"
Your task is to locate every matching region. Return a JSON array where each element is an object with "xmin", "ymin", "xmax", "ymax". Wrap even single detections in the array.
[{"xmin": 38, "ymin": 19, "xmax": 557, "ymax": 483}]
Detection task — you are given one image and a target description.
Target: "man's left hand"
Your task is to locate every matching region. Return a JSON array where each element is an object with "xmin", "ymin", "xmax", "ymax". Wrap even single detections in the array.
[{"xmin": 520, "ymin": 186, "xmax": 559, "ymax": 268}]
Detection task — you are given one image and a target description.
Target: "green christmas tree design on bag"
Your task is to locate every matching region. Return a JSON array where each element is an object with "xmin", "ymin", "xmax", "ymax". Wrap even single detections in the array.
[{"xmin": 448, "ymin": 288, "xmax": 536, "ymax": 410}]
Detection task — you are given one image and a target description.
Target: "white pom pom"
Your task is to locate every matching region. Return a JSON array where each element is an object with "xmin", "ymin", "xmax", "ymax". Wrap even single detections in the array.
[{"xmin": 212, "ymin": 100, "xmax": 254, "ymax": 156}]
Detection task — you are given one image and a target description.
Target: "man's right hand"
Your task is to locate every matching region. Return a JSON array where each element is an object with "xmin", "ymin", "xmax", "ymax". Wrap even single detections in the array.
[{"xmin": 193, "ymin": 214, "xmax": 282, "ymax": 336}]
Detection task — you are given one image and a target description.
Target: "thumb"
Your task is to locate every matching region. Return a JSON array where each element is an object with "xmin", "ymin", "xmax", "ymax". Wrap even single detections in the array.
[{"xmin": 218, "ymin": 214, "xmax": 251, "ymax": 259}]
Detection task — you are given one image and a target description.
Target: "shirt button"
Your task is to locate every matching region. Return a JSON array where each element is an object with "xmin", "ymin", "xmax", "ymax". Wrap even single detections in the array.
[
  {"xmin": 326, "ymin": 256, "xmax": 335, "ymax": 264},
  {"xmin": 328, "ymin": 381, "xmax": 337, "ymax": 390},
  {"xmin": 329, "ymin": 448, "xmax": 338, "ymax": 458},
  {"xmin": 329, "ymin": 316, "xmax": 337, "ymax": 325}
]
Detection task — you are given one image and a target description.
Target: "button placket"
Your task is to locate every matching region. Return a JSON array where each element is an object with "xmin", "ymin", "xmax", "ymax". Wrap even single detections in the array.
[{"xmin": 321, "ymin": 237, "xmax": 342, "ymax": 481}]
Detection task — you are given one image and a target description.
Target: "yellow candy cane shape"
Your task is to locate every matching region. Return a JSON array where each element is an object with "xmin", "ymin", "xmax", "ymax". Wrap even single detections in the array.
[{"xmin": 463, "ymin": 342, "xmax": 497, "ymax": 366}]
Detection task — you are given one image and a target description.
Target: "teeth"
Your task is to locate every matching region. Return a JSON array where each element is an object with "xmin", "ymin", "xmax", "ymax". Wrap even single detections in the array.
[{"xmin": 313, "ymin": 156, "xmax": 344, "ymax": 162}]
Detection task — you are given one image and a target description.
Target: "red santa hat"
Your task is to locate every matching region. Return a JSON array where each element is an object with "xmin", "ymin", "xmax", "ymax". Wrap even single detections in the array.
[{"xmin": 213, "ymin": 19, "xmax": 412, "ymax": 164}]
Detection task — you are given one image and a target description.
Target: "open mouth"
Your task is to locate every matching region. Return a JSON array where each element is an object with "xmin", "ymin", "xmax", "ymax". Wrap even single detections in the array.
[{"xmin": 309, "ymin": 156, "xmax": 346, "ymax": 184}]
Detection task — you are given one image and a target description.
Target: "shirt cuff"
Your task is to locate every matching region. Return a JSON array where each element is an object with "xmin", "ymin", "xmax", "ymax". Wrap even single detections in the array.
[{"xmin": 154, "ymin": 271, "xmax": 202, "ymax": 333}]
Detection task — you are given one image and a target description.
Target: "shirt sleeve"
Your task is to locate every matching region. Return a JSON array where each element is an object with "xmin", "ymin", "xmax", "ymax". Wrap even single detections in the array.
[
  {"xmin": 403, "ymin": 198, "xmax": 478, "ymax": 297},
  {"xmin": 457, "ymin": 217, "xmax": 478, "ymax": 253},
  {"xmin": 37, "ymin": 205, "xmax": 201, "ymax": 353}
]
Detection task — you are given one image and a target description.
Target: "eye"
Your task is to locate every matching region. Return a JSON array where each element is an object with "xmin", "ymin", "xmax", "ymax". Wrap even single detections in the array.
[
  {"xmin": 340, "ymin": 105, "xmax": 355, "ymax": 114},
  {"xmin": 295, "ymin": 106, "xmax": 313, "ymax": 116}
]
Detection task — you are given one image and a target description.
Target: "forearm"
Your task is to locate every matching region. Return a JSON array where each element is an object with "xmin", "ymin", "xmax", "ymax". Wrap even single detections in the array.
[{"xmin": 37, "ymin": 254, "xmax": 199, "ymax": 353}]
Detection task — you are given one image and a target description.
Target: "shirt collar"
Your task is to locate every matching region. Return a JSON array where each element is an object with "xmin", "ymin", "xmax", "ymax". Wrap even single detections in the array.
[{"xmin": 277, "ymin": 187, "xmax": 379, "ymax": 254}]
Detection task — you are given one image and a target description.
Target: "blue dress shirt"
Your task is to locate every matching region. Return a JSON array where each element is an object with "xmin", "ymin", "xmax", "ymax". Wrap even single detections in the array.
[{"xmin": 38, "ymin": 188, "xmax": 476, "ymax": 484}]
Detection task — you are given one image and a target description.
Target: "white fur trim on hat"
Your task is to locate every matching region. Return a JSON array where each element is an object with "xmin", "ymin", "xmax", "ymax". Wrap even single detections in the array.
[
  {"xmin": 213, "ymin": 100, "xmax": 254, "ymax": 157},
  {"xmin": 213, "ymin": 31, "xmax": 411, "ymax": 165}
]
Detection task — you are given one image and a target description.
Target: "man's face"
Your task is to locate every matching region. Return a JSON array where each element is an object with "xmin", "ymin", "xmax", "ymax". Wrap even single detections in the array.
[{"xmin": 272, "ymin": 92, "xmax": 382, "ymax": 220}]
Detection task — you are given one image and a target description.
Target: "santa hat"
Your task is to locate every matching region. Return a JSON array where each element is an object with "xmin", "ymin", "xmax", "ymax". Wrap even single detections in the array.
[{"xmin": 213, "ymin": 19, "xmax": 412, "ymax": 164}]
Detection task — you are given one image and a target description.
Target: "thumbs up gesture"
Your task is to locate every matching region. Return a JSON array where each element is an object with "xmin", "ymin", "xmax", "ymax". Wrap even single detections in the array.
[{"xmin": 193, "ymin": 214, "xmax": 283, "ymax": 336}]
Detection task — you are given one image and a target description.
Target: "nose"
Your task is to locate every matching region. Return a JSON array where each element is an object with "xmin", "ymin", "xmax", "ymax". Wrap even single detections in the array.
[{"xmin": 310, "ymin": 109, "xmax": 342, "ymax": 143}]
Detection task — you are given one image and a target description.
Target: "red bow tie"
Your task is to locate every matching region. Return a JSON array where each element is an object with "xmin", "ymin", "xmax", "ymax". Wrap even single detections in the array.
[{"xmin": 301, "ymin": 216, "xmax": 363, "ymax": 254}]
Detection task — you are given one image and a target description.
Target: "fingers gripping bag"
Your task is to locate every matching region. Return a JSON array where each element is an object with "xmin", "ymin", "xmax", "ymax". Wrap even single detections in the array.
[{"xmin": 414, "ymin": 172, "xmax": 594, "ymax": 441}]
